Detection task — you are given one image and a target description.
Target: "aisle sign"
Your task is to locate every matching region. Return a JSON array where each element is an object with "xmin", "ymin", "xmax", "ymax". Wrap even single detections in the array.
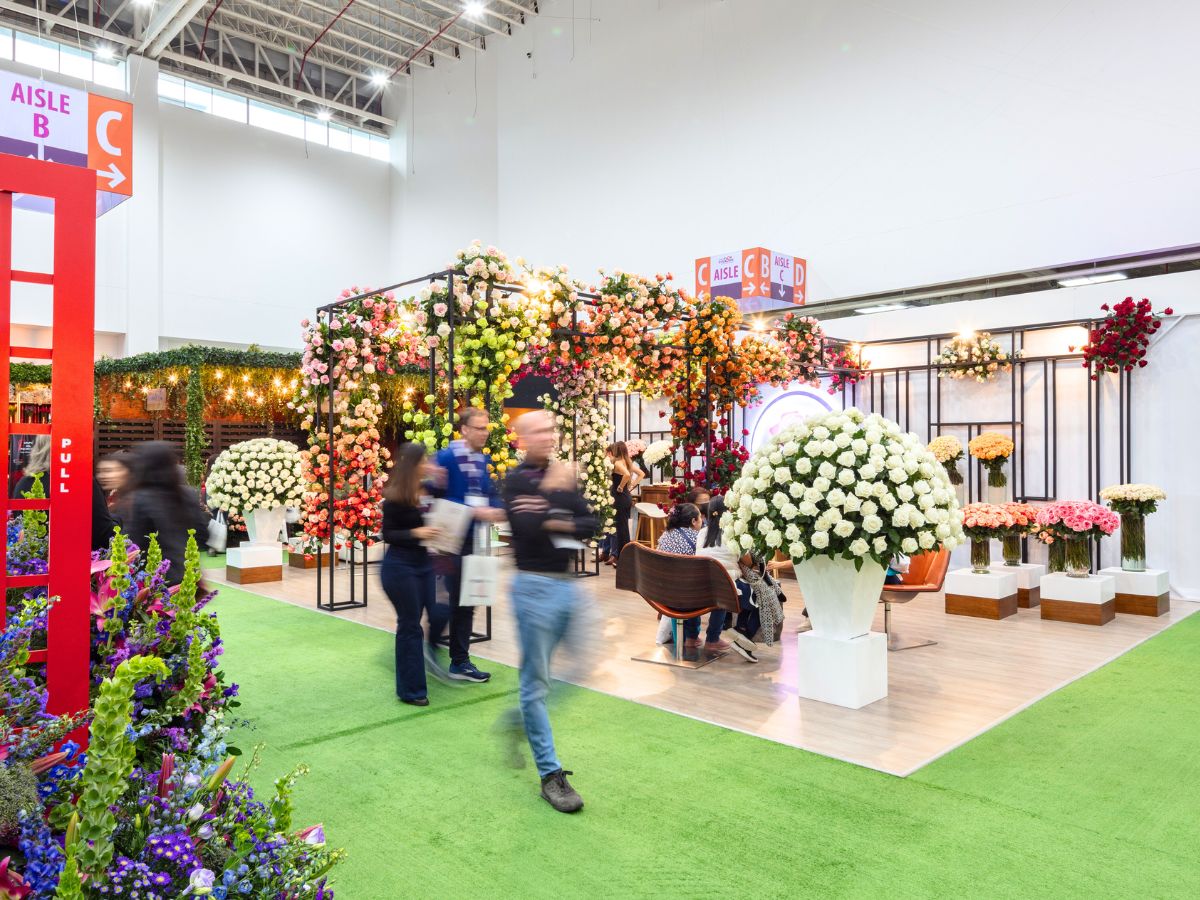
[
  {"xmin": 695, "ymin": 246, "xmax": 807, "ymax": 311},
  {"xmin": 0, "ymin": 70, "xmax": 133, "ymax": 213}
]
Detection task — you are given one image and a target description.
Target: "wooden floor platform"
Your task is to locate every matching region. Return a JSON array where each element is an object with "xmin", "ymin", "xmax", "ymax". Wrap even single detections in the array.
[{"xmin": 207, "ymin": 558, "xmax": 1198, "ymax": 777}]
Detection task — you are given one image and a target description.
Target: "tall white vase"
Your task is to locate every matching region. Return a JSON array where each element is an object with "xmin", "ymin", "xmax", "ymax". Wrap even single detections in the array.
[
  {"xmin": 792, "ymin": 556, "xmax": 889, "ymax": 709},
  {"xmin": 245, "ymin": 507, "xmax": 287, "ymax": 546},
  {"xmin": 794, "ymin": 556, "xmax": 887, "ymax": 639}
]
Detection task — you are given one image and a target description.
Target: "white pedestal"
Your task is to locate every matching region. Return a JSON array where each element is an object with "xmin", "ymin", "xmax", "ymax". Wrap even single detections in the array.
[
  {"xmin": 796, "ymin": 631, "xmax": 887, "ymax": 710},
  {"xmin": 944, "ymin": 568, "xmax": 1019, "ymax": 619},
  {"xmin": 227, "ymin": 543, "xmax": 284, "ymax": 568},
  {"xmin": 226, "ymin": 542, "xmax": 284, "ymax": 584},
  {"xmin": 990, "ymin": 562, "xmax": 1045, "ymax": 607},
  {"xmin": 1040, "ymin": 573, "xmax": 1116, "ymax": 625},
  {"xmin": 1098, "ymin": 567, "xmax": 1170, "ymax": 617}
]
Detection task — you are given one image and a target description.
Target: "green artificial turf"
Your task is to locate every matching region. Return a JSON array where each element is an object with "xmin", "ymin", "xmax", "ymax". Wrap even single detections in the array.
[{"xmin": 213, "ymin": 586, "xmax": 1200, "ymax": 898}]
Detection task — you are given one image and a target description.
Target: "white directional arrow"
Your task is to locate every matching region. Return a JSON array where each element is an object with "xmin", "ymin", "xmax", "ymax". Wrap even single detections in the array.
[{"xmin": 100, "ymin": 163, "xmax": 126, "ymax": 189}]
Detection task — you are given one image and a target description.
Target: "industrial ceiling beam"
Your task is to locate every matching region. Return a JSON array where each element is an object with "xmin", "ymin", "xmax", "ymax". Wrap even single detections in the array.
[{"xmin": 139, "ymin": 0, "xmax": 209, "ymax": 57}]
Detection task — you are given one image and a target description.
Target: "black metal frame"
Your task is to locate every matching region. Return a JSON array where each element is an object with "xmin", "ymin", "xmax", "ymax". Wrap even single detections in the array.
[
  {"xmin": 844, "ymin": 318, "xmax": 1131, "ymax": 571},
  {"xmin": 310, "ymin": 270, "xmax": 731, "ymax": 612}
]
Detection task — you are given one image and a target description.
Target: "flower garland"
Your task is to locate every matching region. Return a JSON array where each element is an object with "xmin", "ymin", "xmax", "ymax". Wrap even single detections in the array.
[
  {"xmin": 823, "ymin": 344, "xmax": 867, "ymax": 395},
  {"xmin": 934, "ymin": 331, "xmax": 1019, "ymax": 382},
  {"xmin": 1075, "ymin": 297, "xmax": 1172, "ymax": 378},
  {"xmin": 588, "ymin": 271, "xmax": 693, "ymax": 386},
  {"xmin": 777, "ymin": 312, "xmax": 825, "ymax": 385}
]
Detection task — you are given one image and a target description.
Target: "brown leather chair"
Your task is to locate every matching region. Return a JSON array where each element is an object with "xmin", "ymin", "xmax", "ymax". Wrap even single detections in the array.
[
  {"xmin": 880, "ymin": 548, "xmax": 950, "ymax": 652},
  {"xmin": 615, "ymin": 542, "xmax": 742, "ymax": 668}
]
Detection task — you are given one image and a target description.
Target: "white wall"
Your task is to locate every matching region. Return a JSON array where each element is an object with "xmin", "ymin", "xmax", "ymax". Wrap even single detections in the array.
[{"xmin": 393, "ymin": 0, "xmax": 1200, "ymax": 299}]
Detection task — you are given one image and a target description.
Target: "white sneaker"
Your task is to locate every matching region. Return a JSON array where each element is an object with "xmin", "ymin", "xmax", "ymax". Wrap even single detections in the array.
[
  {"xmin": 728, "ymin": 631, "xmax": 759, "ymax": 663},
  {"xmin": 655, "ymin": 617, "xmax": 674, "ymax": 645}
]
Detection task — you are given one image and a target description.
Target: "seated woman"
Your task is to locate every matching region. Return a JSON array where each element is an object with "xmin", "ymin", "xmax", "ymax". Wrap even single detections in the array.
[
  {"xmin": 696, "ymin": 496, "xmax": 759, "ymax": 663},
  {"xmin": 656, "ymin": 502, "xmax": 730, "ymax": 653}
]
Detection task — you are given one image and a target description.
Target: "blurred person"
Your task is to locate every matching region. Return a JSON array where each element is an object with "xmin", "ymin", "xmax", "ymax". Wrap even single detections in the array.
[
  {"xmin": 684, "ymin": 486, "xmax": 711, "ymax": 516},
  {"xmin": 433, "ymin": 407, "xmax": 505, "ymax": 683},
  {"xmin": 499, "ymin": 410, "xmax": 597, "ymax": 813},
  {"xmin": 125, "ymin": 442, "xmax": 210, "ymax": 585},
  {"xmin": 97, "ymin": 451, "xmax": 134, "ymax": 516},
  {"xmin": 656, "ymin": 502, "xmax": 729, "ymax": 653},
  {"xmin": 380, "ymin": 443, "xmax": 448, "ymax": 707},
  {"xmin": 10, "ymin": 435, "xmax": 50, "ymax": 498},
  {"xmin": 696, "ymin": 495, "xmax": 758, "ymax": 663},
  {"xmin": 607, "ymin": 442, "xmax": 643, "ymax": 568}
]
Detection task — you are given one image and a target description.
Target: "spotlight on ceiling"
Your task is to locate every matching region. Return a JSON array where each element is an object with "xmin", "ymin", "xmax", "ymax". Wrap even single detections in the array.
[
  {"xmin": 370, "ymin": 72, "xmax": 389, "ymax": 87},
  {"xmin": 854, "ymin": 302, "xmax": 911, "ymax": 315},
  {"xmin": 465, "ymin": 1, "xmax": 486, "ymax": 18},
  {"xmin": 95, "ymin": 44, "xmax": 116, "ymax": 61},
  {"xmin": 1056, "ymin": 271, "xmax": 1127, "ymax": 288},
  {"xmin": 316, "ymin": 109, "xmax": 332, "ymax": 122}
]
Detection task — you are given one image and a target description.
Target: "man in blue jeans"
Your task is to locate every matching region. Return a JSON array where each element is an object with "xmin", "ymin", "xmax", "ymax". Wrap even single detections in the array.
[{"xmin": 501, "ymin": 410, "xmax": 597, "ymax": 813}]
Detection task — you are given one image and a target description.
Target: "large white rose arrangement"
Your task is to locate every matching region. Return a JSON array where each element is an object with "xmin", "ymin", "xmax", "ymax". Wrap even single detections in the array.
[
  {"xmin": 722, "ymin": 408, "xmax": 965, "ymax": 570},
  {"xmin": 206, "ymin": 438, "xmax": 305, "ymax": 515}
]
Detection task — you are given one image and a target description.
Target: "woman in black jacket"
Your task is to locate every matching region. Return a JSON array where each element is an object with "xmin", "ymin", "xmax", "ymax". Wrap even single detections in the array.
[
  {"xmin": 125, "ymin": 442, "xmax": 210, "ymax": 585},
  {"xmin": 380, "ymin": 443, "xmax": 446, "ymax": 707}
]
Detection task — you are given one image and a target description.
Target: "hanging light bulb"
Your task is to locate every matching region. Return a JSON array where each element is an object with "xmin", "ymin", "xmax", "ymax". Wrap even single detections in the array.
[
  {"xmin": 225, "ymin": 388, "xmax": 234, "ymax": 400},
  {"xmin": 168, "ymin": 373, "xmax": 178, "ymax": 384},
  {"xmin": 214, "ymin": 370, "xmax": 224, "ymax": 380}
]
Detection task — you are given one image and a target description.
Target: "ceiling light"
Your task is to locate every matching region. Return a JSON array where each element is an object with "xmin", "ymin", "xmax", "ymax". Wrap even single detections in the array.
[
  {"xmin": 316, "ymin": 109, "xmax": 332, "ymax": 122},
  {"xmin": 465, "ymin": 1, "xmax": 486, "ymax": 17},
  {"xmin": 854, "ymin": 302, "xmax": 911, "ymax": 315},
  {"xmin": 369, "ymin": 72, "xmax": 388, "ymax": 87},
  {"xmin": 95, "ymin": 44, "xmax": 115, "ymax": 61},
  {"xmin": 1056, "ymin": 272, "xmax": 1127, "ymax": 288},
  {"xmin": 134, "ymin": 0, "xmax": 155, "ymax": 8}
]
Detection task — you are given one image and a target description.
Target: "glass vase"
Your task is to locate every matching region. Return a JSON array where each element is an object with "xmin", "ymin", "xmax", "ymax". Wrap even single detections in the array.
[
  {"xmin": 1064, "ymin": 536, "xmax": 1091, "ymax": 578},
  {"xmin": 1120, "ymin": 511, "xmax": 1145, "ymax": 572},
  {"xmin": 944, "ymin": 459, "xmax": 963, "ymax": 486},
  {"xmin": 970, "ymin": 538, "xmax": 991, "ymax": 574},
  {"xmin": 1047, "ymin": 541, "xmax": 1066, "ymax": 574},
  {"xmin": 1001, "ymin": 533, "xmax": 1022, "ymax": 566}
]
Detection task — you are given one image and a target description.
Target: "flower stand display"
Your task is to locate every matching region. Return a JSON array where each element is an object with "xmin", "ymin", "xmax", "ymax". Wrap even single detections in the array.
[
  {"xmin": 1040, "ymin": 572, "xmax": 1117, "ymax": 625},
  {"xmin": 969, "ymin": 431, "xmax": 1014, "ymax": 505},
  {"xmin": 1097, "ymin": 567, "xmax": 1170, "ymax": 617},
  {"xmin": 723, "ymin": 408, "xmax": 965, "ymax": 711},
  {"xmin": 227, "ymin": 506, "xmax": 286, "ymax": 583},
  {"xmin": 205, "ymin": 438, "xmax": 306, "ymax": 585},
  {"xmin": 287, "ymin": 537, "xmax": 340, "ymax": 569},
  {"xmin": 944, "ymin": 567, "xmax": 1019, "ymax": 619}
]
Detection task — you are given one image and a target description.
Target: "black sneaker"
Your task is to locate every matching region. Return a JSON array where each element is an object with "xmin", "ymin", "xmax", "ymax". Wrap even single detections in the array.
[
  {"xmin": 400, "ymin": 697, "xmax": 429, "ymax": 707},
  {"xmin": 540, "ymin": 769, "xmax": 583, "ymax": 813},
  {"xmin": 448, "ymin": 661, "xmax": 491, "ymax": 683}
]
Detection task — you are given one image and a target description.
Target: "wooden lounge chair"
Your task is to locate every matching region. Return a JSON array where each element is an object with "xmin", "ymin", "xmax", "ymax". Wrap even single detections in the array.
[
  {"xmin": 880, "ymin": 548, "xmax": 950, "ymax": 651},
  {"xmin": 615, "ymin": 542, "xmax": 742, "ymax": 669}
]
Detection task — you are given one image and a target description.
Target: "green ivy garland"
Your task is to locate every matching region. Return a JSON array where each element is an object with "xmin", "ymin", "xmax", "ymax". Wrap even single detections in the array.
[{"xmin": 184, "ymin": 365, "xmax": 208, "ymax": 486}]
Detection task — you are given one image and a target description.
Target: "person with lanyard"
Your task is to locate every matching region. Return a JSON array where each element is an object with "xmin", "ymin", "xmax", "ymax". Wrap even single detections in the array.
[
  {"xmin": 432, "ymin": 407, "xmax": 506, "ymax": 683},
  {"xmin": 500, "ymin": 410, "xmax": 598, "ymax": 813}
]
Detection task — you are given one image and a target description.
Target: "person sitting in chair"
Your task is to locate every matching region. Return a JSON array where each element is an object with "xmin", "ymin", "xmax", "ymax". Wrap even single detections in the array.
[
  {"xmin": 695, "ymin": 495, "xmax": 759, "ymax": 663},
  {"xmin": 656, "ymin": 502, "xmax": 730, "ymax": 654}
]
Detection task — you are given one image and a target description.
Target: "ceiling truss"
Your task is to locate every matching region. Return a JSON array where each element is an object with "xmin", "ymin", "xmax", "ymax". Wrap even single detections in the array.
[{"xmin": 0, "ymin": 0, "xmax": 539, "ymax": 131}]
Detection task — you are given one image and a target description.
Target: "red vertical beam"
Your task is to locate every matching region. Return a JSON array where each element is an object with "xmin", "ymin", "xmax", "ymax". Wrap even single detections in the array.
[
  {"xmin": 0, "ymin": 190, "xmax": 11, "ymax": 630},
  {"xmin": 46, "ymin": 163, "xmax": 95, "ymax": 719}
]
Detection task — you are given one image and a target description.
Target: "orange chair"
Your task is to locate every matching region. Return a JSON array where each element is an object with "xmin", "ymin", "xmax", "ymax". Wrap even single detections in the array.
[{"xmin": 879, "ymin": 548, "xmax": 950, "ymax": 652}]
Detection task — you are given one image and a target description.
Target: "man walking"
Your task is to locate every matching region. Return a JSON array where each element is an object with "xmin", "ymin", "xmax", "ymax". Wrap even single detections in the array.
[
  {"xmin": 503, "ymin": 410, "xmax": 597, "ymax": 813},
  {"xmin": 433, "ymin": 407, "xmax": 505, "ymax": 683}
]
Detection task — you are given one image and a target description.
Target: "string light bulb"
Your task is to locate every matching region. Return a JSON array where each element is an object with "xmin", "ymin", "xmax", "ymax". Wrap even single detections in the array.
[
  {"xmin": 214, "ymin": 370, "xmax": 224, "ymax": 380},
  {"xmin": 168, "ymin": 373, "xmax": 178, "ymax": 384}
]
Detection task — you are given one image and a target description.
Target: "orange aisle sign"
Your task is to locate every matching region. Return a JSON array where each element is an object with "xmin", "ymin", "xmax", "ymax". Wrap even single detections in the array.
[
  {"xmin": 695, "ymin": 247, "xmax": 807, "ymax": 311},
  {"xmin": 87, "ymin": 93, "xmax": 132, "ymax": 196}
]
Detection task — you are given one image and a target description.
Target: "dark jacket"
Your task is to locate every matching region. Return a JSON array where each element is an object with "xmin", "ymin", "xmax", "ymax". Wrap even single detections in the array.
[
  {"xmin": 92, "ymin": 478, "xmax": 119, "ymax": 553},
  {"xmin": 503, "ymin": 462, "xmax": 597, "ymax": 574},
  {"xmin": 126, "ymin": 486, "xmax": 210, "ymax": 584}
]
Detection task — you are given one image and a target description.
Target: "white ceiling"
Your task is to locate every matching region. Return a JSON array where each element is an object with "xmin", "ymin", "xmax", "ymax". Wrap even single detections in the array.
[{"xmin": 0, "ymin": 1, "xmax": 539, "ymax": 129}]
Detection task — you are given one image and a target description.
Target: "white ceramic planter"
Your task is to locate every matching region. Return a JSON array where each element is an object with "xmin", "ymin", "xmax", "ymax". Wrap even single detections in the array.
[
  {"xmin": 793, "ymin": 556, "xmax": 887, "ymax": 640},
  {"xmin": 244, "ymin": 507, "xmax": 287, "ymax": 546}
]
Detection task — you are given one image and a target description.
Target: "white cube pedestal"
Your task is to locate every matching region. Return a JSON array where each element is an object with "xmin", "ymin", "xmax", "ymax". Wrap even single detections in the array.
[
  {"xmin": 990, "ymin": 562, "xmax": 1046, "ymax": 608},
  {"xmin": 1098, "ymin": 568, "xmax": 1169, "ymax": 617},
  {"xmin": 944, "ymin": 568, "xmax": 1019, "ymax": 620},
  {"xmin": 1040, "ymin": 573, "xmax": 1115, "ymax": 626},
  {"xmin": 227, "ymin": 542, "xmax": 284, "ymax": 584},
  {"xmin": 796, "ymin": 631, "xmax": 887, "ymax": 710}
]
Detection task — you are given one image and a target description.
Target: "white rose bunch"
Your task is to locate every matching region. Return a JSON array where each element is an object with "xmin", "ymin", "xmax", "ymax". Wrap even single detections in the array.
[
  {"xmin": 206, "ymin": 438, "xmax": 305, "ymax": 515},
  {"xmin": 721, "ymin": 408, "xmax": 964, "ymax": 570}
]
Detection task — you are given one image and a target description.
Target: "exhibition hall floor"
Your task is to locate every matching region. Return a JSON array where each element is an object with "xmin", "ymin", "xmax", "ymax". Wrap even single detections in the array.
[
  {"xmin": 210, "ymin": 576, "xmax": 1200, "ymax": 898},
  {"xmin": 206, "ymin": 556, "xmax": 1197, "ymax": 776}
]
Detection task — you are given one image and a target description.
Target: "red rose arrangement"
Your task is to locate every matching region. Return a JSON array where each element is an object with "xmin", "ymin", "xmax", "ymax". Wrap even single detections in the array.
[{"xmin": 1075, "ymin": 297, "xmax": 1172, "ymax": 379}]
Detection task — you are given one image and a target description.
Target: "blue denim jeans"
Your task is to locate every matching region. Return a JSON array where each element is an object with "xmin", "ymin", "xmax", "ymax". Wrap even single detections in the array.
[
  {"xmin": 510, "ymin": 571, "xmax": 584, "ymax": 777},
  {"xmin": 682, "ymin": 610, "xmax": 727, "ymax": 642}
]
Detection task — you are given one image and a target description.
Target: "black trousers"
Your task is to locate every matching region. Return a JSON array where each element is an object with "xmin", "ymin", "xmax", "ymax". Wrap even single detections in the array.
[
  {"xmin": 380, "ymin": 549, "xmax": 445, "ymax": 701},
  {"xmin": 441, "ymin": 555, "xmax": 475, "ymax": 666}
]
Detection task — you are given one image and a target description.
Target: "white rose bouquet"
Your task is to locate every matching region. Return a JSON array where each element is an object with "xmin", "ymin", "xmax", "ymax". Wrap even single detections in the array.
[
  {"xmin": 642, "ymin": 440, "xmax": 673, "ymax": 468},
  {"xmin": 721, "ymin": 408, "xmax": 964, "ymax": 570},
  {"xmin": 206, "ymin": 438, "xmax": 305, "ymax": 515}
]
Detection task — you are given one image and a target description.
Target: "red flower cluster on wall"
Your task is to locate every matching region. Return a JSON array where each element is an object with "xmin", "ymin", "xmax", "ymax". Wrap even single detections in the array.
[
  {"xmin": 823, "ymin": 345, "xmax": 866, "ymax": 395},
  {"xmin": 1076, "ymin": 297, "xmax": 1172, "ymax": 379}
]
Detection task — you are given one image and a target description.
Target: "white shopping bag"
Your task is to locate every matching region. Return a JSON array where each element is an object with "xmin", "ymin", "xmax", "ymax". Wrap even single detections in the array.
[
  {"xmin": 207, "ymin": 511, "xmax": 228, "ymax": 553},
  {"xmin": 460, "ymin": 552, "xmax": 501, "ymax": 607}
]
